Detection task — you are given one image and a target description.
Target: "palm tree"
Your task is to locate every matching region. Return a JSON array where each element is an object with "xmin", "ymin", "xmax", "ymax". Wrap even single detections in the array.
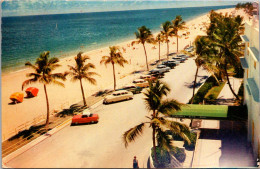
[
  {"xmin": 191, "ymin": 36, "xmax": 220, "ymax": 103},
  {"xmin": 161, "ymin": 21, "xmax": 174, "ymax": 58},
  {"xmin": 123, "ymin": 80, "xmax": 190, "ymax": 163},
  {"xmin": 67, "ymin": 52, "xmax": 98, "ymax": 106},
  {"xmin": 100, "ymin": 46, "xmax": 128, "ymax": 91},
  {"xmin": 172, "ymin": 15, "xmax": 186, "ymax": 53},
  {"xmin": 132, "ymin": 26, "xmax": 154, "ymax": 71},
  {"xmin": 208, "ymin": 12, "xmax": 243, "ymax": 100},
  {"xmin": 155, "ymin": 33, "xmax": 165, "ymax": 61},
  {"xmin": 22, "ymin": 51, "xmax": 67, "ymax": 126}
]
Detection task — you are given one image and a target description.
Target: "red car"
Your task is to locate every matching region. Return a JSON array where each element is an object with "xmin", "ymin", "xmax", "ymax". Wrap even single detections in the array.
[{"xmin": 71, "ymin": 110, "xmax": 99, "ymax": 125}]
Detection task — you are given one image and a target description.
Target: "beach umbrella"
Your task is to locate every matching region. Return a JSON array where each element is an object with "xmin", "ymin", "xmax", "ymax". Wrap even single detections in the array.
[
  {"xmin": 25, "ymin": 87, "xmax": 39, "ymax": 97},
  {"xmin": 10, "ymin": 92, "xmax": 24, "ymax": 103}
]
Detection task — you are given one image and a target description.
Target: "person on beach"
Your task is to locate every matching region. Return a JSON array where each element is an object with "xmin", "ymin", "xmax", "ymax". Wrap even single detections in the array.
[{"xmin": 133, "ymin": 156, "xmax": 139, "ymax": 168}]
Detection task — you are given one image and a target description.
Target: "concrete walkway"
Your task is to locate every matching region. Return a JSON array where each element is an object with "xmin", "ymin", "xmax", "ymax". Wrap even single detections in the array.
[{"xmin": 216, "ymin": 77, "xmax": 243, "ymax": 105}]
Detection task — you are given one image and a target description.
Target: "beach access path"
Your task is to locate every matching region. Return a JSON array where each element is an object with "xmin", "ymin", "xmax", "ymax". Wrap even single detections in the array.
[{"xmin": 5, "ymin": 57, "xmax": 209, "ymax": 168}]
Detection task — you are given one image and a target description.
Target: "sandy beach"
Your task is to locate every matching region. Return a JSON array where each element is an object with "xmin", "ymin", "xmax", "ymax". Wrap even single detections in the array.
[{"xmin": 1, "ymin": 8, "xmax": 249, "ymax": 141}]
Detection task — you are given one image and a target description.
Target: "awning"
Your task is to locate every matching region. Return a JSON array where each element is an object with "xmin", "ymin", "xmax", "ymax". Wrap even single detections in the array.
[
  {"xmin": 171, "ymin": 105, "xmax": 228, "ymax": 118},
  {"xmin": 240, "ymin": 57, "xmax": 249, "ymax": 69},
  {"xmin": 170, "ymin": 104, "xmax": 247, "ymax": 120},
  {"xmin": 248, "ymin": 47, "xmax": 259, "ymax": 62},
  {"xmin": 247, "ymin": 78, "xmax": 260, "ymax": 102},
  {"xmin": 240, "ymin": 35, "xmax": 249, "ymax": 42}
]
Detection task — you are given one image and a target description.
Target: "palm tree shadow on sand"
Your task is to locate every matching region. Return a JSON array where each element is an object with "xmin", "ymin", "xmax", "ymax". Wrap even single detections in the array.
[{"xmin": 184, "ymin": 75, "xmax": 208, "ymax": 88}]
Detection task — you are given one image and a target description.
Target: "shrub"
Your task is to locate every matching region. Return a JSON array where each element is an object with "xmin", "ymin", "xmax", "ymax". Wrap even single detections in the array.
[
  {"xmin": 189, "ymin": 75, "xmax": 218, "ymax": 104},
  {"xmin": 151, "ymin": 147, "xmax": 171, "ymax": 168},
  {"xmin": 171, "ymin": 147, "xmax": 186, "ymax": 163},
  {"xmin": 184, "ymin": 132, "xmax": 197, "ymax": 151}
]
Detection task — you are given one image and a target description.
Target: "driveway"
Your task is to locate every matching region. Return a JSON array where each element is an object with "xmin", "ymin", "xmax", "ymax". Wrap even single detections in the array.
[{"xmin": 6, "ymin": 58, "xmax": 209, "ymax": 168}]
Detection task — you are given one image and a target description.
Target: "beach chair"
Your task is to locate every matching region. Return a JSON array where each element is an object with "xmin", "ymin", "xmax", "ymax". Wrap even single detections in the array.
[
  {"xmin": 10, "ymin": 92, "xmax": 24, "ymax": 103},
  {"xmin": 25, "ymin": 87, "xmax": 39, "ymax": 97}
]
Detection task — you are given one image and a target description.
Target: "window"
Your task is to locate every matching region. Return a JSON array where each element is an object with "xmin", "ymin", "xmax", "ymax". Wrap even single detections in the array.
[{"xmin": 254, "ymin": 61, "xmax": 256, "ymax": 69}]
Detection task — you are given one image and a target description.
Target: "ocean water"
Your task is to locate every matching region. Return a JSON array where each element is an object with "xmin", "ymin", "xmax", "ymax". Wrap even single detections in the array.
[{"xmin": 1, "ymin": 3, "xmax": 237, "ymax": 73}]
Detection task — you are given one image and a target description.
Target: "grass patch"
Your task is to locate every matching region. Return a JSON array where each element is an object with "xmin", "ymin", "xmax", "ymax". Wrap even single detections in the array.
[
  {"xmin": 189, "ymin": 76, "xmax": 218, "ymax": 104},
  {"xmin": 205, "ymin": 81, "xmax": 226, "ymax": 102}
]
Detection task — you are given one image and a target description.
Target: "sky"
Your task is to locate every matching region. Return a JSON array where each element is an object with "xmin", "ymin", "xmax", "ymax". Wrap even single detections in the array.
[{"xmin": 1, "ymin": 0, "xmax": 252, "ymax": 17}]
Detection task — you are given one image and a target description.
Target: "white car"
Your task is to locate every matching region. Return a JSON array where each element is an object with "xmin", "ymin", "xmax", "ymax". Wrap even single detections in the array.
[
  {"xmin": 157, "ymin": 64, "xmax": 171, "ymax": 72},
  {"xmin": 176, "ymin": 54, "xmax": 189, "ymax": 59},
  {"xmin": 103, "ymin": 90, "xmax": 133, "ymax": 104},
  {"xmin": 133, "ymin": 79, "xmax": 149, "ymax": 88}
]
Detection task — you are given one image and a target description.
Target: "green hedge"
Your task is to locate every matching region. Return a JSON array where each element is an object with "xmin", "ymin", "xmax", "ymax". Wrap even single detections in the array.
[
  {"xmin": 151, "ymin": 147, "xmax": 171, "ymax": 168},
  {"xmin": 189, "ymin": 76, "xmax": 218, "ymax": 104},
  {"xmin": 184, "ymin": 132, "xmax": 197, "ymax": 151},
  {"xmin": 171, "ymin": 147, "xmax": 186, "ymax": 163}
]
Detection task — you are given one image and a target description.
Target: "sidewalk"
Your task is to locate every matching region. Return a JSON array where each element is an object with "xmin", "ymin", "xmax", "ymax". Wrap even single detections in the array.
[{"xmin": 216, "ymin": 77, "xmax": 243, "ymax": 105}]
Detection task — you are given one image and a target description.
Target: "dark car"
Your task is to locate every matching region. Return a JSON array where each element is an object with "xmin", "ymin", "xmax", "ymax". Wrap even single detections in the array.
[
  {"xmin": 172, "ymin": 57, "xmax": 185, "ymax": 63},
  {"xmin": 119, "ymin": 84, "xmax": 143, "ymax": 94},
  {"xmin": 162, "ymin": 61, "xmax": 177, "ymax": 68}
]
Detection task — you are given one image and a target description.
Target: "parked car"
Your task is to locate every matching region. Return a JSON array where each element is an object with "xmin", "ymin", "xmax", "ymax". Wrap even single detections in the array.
[
  {"xmin": 176, "ymin": 54, "xmax": 189, "ymax": 59},
  {"xmin": 172, "ymin": 57, "xmax": 185, "ymax": 63},
  {"xmin": 133, "ymin": 79, "xmax": 149, "ymax": 88},
  {"xmin": 150, "ymin": 60, "xmax": 160, "ymax": 66},
  {"xmin": 119, "ymin": 84, "xmax": 142, "ymax": 94},
  {"xmin": 162, "ymin": 61, "xmax": 177, "ymax": 68},
  {"xmin": 149, "ymin": 68, "xmax": 164, "ymax": 74},
  {"xmin": 168, "ymin": 52, "xmax": 177, "ymax": 56},
  {"xmin": 168, "ymin": 60, "xmax": 180, "ymax": 66},
  {"xmin": 140, "ymin": 74, "xmax": 157, "ymax": 82},
  {"xmin": 103, "ymin": 90, "xmax": 133, "ymax": 104},
  {"xmin": 71, "ymin": 109, "xmax": 99, "ymax": 125},
  {"xmin": 185, "ymin": 46, "xmax": 194, "ymax": 52},
  {"xmin": 157, "ymin": 64, "xmax": 171, "ymax": 72}
]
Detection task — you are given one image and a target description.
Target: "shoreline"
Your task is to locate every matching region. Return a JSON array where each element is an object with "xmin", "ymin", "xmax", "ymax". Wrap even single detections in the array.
[
  {"xmin": 2, "ymin": 7, "xmax": 247, "ymax": 141},
  {"xmin": 1, "ymin": 6, "xmax": 233, "ymax": 76}
]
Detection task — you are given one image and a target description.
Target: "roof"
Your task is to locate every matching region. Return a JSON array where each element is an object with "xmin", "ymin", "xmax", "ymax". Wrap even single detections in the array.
[
  {"xmin": 240, "ymin": 35, "xmax": 249, "ymax": 42},
  {"xmin": 240, "ymin": 57, "xmax": 249, "ymax": 69},
  {"xmin": 248, "ymin": 47, "xmax": 259, "ymax": 62},
  {"xmin": 82, "ymin": 109, "xmax": 91, "ymax": 116},
  {"xmin": 171, "ymin": 104, "xmax": 228, "ymax": 118},
  {"xmin": 247, "ymin": 78, "xmax": 260, "ymax": 102},
  {"xmin": 113, "ymin": 90, "xmax": 128, "ymax": 94}
]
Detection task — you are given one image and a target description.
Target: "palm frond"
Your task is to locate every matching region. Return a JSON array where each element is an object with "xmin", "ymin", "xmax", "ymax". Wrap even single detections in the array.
[{"xmin": 122, "ymin": 122, "xmax": 146, "ymax": 147}]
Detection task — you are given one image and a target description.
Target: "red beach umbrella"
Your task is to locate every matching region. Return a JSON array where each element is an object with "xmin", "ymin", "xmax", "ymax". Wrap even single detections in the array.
[
  {"xmin": 25, "ymin": 87, "xmax": 39, "ymax": 97},
  {"xmin": 10, "ymin": 92, "xmax": 24, "ymax": 103}
]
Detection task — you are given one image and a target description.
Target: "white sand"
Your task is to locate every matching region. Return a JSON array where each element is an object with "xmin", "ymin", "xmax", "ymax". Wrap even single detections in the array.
[{"xmin": 1, "ymin": 8, "xmax": 249, "ymax": 141}]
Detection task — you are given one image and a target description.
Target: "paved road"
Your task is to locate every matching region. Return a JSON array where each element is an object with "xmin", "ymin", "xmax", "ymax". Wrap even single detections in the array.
[{"xmin": 6, "ymin": 58, "xmax": 209, "ymax": 168}]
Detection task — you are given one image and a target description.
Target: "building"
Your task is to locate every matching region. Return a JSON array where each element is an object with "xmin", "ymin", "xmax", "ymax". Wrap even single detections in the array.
[{"xmin": 240, "ymin": 11, "xmax": 260, "ymax": 165}]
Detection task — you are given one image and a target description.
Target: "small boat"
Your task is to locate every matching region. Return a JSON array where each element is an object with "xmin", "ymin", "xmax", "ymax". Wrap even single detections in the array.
[
  {"xmin": 25, "ymin": 87, "xmax": 39, "ymax": 97},
  {"xmin": 10, "ymin": 92, "xmax": 24, "ymax": 103}
]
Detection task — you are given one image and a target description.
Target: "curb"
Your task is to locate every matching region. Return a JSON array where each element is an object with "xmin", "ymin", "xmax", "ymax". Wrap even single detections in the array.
[{"xmin": 2, "ymin": 100, "xmax": 103, "ymax": 166}]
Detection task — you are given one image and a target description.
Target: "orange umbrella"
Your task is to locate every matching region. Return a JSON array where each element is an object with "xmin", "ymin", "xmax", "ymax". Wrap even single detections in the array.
[
  {"xmin": 10, "ymin": 92, "xmax": 24, "ymax": 103},
  {"xmin": 25, "ymin": 87, "xmax": 39, "ymax": 97}
]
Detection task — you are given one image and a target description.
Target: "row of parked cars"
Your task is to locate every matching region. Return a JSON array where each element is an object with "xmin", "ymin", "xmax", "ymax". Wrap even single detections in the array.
[{"xmin": 71, "ymin": 51, "xmax": 192, "ymax": 125}]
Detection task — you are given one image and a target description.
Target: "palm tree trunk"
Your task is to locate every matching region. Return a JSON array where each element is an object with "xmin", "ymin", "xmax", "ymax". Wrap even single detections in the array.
[
  {"xmin": 224, "ymin": 64, "xmax": 240, "ymax": 100},
  {"xmin": 191, "ymin": 66, "xmax": 199, "ymax": 104},
  {"xmin": 112, "ymin": 63, "xmax": 116, "ymax": 90},
  {"xmin": 212, "ymin": 73, "xmax": 220, "ymax": 86},
  {"xmin": 177, "ymin": 30, "xmax": 179, "ymax": 53},
  {"xmin": 167, "ymin": 39, "xmax": 169, "ymax": 60},
  {"xmin": 159, "ymin": 41, "xmax": 161, "ymax": 60},
  {"xmin": 79, "ymin": 79, "xmax": 86, "ymax": 106},
  {"xmin": 44, "ymin": 84, "xmax": 50, "ymax": 127},
  {"xmin": 142, "ymin": 43, "xmax": 149, "ymax": 71},
  {"xmin": 152, "ymin": 110, "xmax": 158, "ymax": 164},
  {"xmin": 152, "ymin": 125, "xmax": 158, "ymax": 164}
]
